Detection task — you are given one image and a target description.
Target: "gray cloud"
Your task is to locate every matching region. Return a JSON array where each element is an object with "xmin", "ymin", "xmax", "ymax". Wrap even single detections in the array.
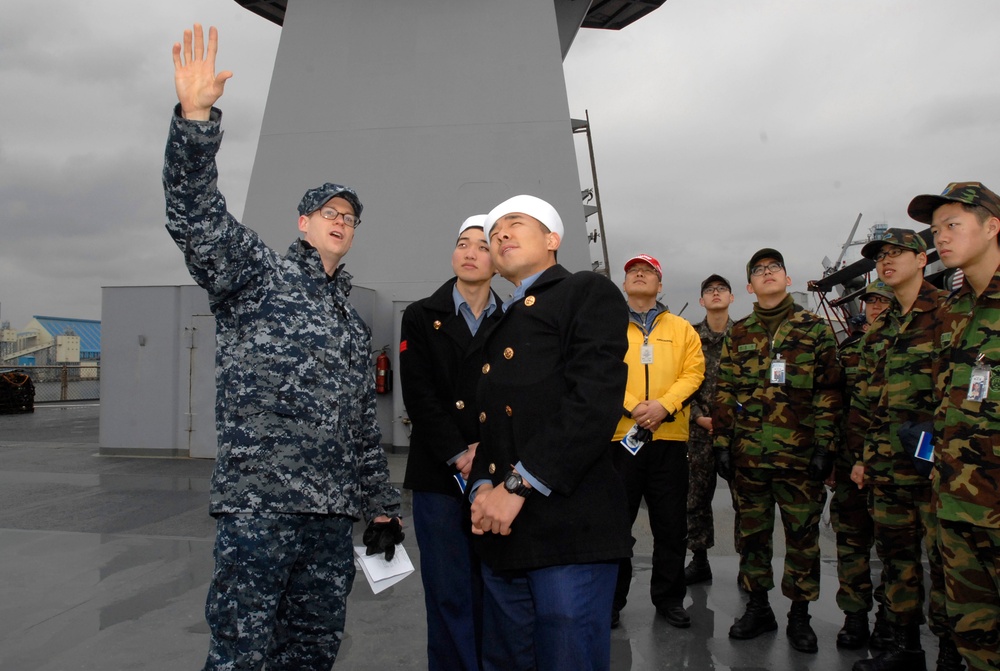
[{"xmin": 2, "ymin": 0, "xmax": 999, "ymax": 328}]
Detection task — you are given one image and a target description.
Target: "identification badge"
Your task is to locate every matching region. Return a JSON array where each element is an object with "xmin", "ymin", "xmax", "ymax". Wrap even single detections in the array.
[
  {"xmin": 967, "ymin": 357, "xmax": 991, "ymax": 402},
  {"xmin": 914, "ymin": 431, "xmax": 934, "ymax": 463},
  {"xmin": 620, "ymin": 424, "xmax": 646, "ymax": 456},
  {"xmin": 770, "ymin": 353, "xmax": 786, "ymax": 385},
  {"xmin": 640, "ymin": 344, "xmax": 654, "ymax": 365}
]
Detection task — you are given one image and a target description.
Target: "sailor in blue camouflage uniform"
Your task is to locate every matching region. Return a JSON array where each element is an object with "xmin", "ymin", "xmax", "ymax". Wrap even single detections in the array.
[{"xmin": 164, "ymin": 25, "xmax": 401, "ymax": 671}]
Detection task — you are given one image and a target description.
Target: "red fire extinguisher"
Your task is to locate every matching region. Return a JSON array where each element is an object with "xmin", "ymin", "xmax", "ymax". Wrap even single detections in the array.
[{"xmin": 375, "ymin": 347, "xmax": 393, "ymax": 395}]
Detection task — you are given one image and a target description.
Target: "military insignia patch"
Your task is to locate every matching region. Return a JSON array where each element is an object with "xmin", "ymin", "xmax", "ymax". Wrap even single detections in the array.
[{"xmin": 991, "ymin": 366, "xmax": 1000, "ymax": 393}]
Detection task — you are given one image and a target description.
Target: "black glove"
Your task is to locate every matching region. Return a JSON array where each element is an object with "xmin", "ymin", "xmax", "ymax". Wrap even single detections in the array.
[
  {"xmin": 899, "ymin": 421, "xmax": 935, "ymax": 478},
  {"xmin": 714, "ymin": 446, "xmax": 734, "ymax": 482},
  {"xmin": 363, "ymin": 517, "xmax": 404, "ymax": 561},
  {"xmin": 807, "ymin": 445, "xmax": 835, "ymax": 481},
  {"xmin": 633, "ymin": 426, "xmax": 654, "ymax": 444}
]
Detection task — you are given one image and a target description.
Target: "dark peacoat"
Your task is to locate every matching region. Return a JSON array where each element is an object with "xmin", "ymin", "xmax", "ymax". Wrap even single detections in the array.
[
  {"xmin": 400, "ymin": 277, "xmax": 503, "ymax": 496},
  {"xmin": 470, "ymin": 264, "xmax": 632, "ymax": 571}
]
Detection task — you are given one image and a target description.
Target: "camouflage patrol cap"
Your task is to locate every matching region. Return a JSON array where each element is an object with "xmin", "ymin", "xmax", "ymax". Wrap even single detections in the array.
[
  {"xmin": 861, "ymin": 280, "xmax": 893, "ymax": 301},
  {"xmin": 700, "ymin": 273, "xmax": 731, "ymax": 293},
  {"xmin": 907, "ymin": 182, "xmax": 1000, "ymax": 224},
  {"xmin": 860, "ymin": 228, "xmax": 927, "ymax": 260},
  {"xmin": 746, "ymin": 248, "xmax": 784, "ymax": 282},
  {"xmin": 297, "ymin": 183, "xmax": 363, "ymax": 219}
]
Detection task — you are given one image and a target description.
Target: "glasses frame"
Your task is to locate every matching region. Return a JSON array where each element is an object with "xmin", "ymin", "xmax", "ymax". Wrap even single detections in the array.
[
  {"xmin": 873, "ymin": 246, "xmax": 908, "ymax": 263},
  {"xmin": 749, "ymin": 262, "xmax": 784, "ymax": 277},
  {"xmin": 317, "ymin": 207, "xmax": 360, "ymax": 229},
  {"xmin": 702, "ymin": 285, "xmax": 731, "ymax": 296}
]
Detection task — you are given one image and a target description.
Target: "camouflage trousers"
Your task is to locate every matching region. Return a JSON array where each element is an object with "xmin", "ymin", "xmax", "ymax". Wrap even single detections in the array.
[
  {"xmin": 871, "ymin": 483, "xmax": 948, "ymax": 635},
  {"xmin": 938, "ymin": 519, "xmax": 1000, "ymax": 671},
  {"xmin": 203, "ymin": 512, "xmax": 356, "ymax": 671},
  {"xmin": 830, "ymin": 466, "xmax": 883, "ymax": 614},
  {"xmin": 686, "ymin": 437, "xmax": 717, "ymax": 552},
  {"xmin": 733, "ymin": 467, "xmax": 825, "ymax": 601}
]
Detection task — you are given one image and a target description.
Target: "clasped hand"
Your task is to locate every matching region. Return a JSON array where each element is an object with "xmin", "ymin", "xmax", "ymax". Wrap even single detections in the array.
[{"xmin": 470, "ymin": 484, "xmax": 524, "ymax": 536}]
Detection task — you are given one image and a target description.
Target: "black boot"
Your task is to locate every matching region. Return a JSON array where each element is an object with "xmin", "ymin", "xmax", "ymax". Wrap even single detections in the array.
[
  {"xmin": 870, "ymin": 604, "xmax": 894, "ymax": 651},
  {"xmin": 786, "ymin": 600, "xmax": 818, "ymax": 653},
  {"xmin": 853, "ymin": 622, "xmax": 927, "ymax": 671},
  {"xmin": 936, "ymin": 636, "xmax": 965, "ymax": 671},
  {"xmin": 684, "ymin": 549, "xmax": 712, "ymax": 585},
  {"xmin": 837, "ymin": 610, "xmax": 871, "ymax": 649},
  {"xmin": 729, "ymin": 590, "xmax": 777, "ymax": 640}
]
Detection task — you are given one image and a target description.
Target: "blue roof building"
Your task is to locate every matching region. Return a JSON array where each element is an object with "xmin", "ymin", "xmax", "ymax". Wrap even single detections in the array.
[
  {"xmin": 1, "ymin": 317, "xmax": 102, "ymax": 365},
  {"xmin": 33, "ymin": 317, "xmax": 101, "ymax": 360}
]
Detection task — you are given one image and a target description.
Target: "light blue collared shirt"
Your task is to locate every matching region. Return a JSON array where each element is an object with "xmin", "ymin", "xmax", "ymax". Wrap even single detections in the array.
[
  {"xmin": 470, "ymin": 465, "xmax": 551, "ymax": 502},
  {"xmin": 452, "ymin": 283, "xmax": 497, "ymax": 337},
  {"xmin": 502, "ymin": 269, "xmax": 546, "ymax": 312}
]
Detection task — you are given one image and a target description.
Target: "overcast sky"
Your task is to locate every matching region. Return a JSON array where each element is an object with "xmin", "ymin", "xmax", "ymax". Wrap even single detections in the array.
[{"xmin": 2, "ymin": 0, "xmax": 999, "ymax": 329}]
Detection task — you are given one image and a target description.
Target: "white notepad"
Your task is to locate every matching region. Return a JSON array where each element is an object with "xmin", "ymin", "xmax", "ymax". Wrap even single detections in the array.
[{"xmin": 353, "ymin": 544, "xmax": 415, "ymax": 594}]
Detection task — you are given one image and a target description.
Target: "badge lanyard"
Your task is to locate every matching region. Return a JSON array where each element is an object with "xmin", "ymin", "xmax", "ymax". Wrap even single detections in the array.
[
  {"xmin": 768, "ymin": 327, "xmax": 787, "ymax": 385},
  {"xmin": 770, "ymin": 352, "xmax": 785, "ymax": 385},
  {"xmin": 967, "ymin": 353, "xmax": 991, "ymax": 402}
]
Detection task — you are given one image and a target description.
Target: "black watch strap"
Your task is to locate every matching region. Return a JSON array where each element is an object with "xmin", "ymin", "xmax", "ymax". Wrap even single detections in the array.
[{"xmin": 503, "ymin": 470, "xmax": 532, "ymax": 498}]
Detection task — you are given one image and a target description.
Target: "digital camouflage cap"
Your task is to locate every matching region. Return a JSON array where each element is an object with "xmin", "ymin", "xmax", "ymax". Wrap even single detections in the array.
[
  {"xmin": 297, "ymin": 183, "xmax": 363, "ymax": 220},
  {"xmin": 860, "ymin": 227, "xmax": 927, "ymax": 260},
  {"xmin": 907, "ymin": 182, "xmax": 1000, "ymax": 224}
]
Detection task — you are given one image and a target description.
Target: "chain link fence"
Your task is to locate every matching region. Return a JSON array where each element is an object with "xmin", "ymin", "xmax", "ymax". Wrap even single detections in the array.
[{"xmin": 0, "ymin": 365, "xmax": 101, "ymax": 404}]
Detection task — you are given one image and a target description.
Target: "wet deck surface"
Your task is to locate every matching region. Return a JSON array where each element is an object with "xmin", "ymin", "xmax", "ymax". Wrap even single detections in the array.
[{"xmin": 1, "ymin": 404, "xmax": 938, "ymax": 670}]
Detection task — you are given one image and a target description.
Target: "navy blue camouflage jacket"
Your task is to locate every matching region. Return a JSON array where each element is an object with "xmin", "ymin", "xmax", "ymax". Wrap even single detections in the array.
[{"xmin": 163, "ymin": 105, "xmax": 399, "ymax": 520}]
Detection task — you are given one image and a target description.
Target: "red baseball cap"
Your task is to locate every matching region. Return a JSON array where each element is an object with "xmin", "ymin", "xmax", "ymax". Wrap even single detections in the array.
[{"xmin": 624, "ymin": 254, "xmax": 662, "ymax": 279}]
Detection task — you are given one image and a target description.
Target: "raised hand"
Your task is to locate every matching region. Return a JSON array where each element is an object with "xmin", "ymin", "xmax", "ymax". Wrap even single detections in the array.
[{"xmin": 172, "ymin": 24, "xmax": 233, "ymax": 121}]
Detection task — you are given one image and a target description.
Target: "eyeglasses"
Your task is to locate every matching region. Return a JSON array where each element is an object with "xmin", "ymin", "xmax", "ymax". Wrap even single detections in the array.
[
  {"xmin": 702, "ymin": 285, "xmax": 730, "ymax": 295},
  {"xmin": 873, "ymin": 246, "xmax": 908, "ymax": 263},
  {"xmin": 317, "ymin": 207, "xmax": 360, "ymax": 228},
  {"xmin": 749, "ymin": 262, "xmax": 784, "ymax": 277},
  {"xmin": 863, "ymin": 296, "xmax": 892, "ymax": 306}
]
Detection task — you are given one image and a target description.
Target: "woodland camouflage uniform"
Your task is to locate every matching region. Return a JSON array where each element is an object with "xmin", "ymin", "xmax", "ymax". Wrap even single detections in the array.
[
  {"xmin": 832, "ymin": 332, "xmax": 880, "ymax": 616},
  {"xmin": 933, "ymin": 269, "xmax": 1000, "ymax": 671},
  {"xmin": 848, "ymin": 280, "xmax": 950, "ymax": 638},
  {"xmin": 714, "ymin": 303, "xmax": 842, "ymax": 601},
  {"xmin": 907, "ymin": 180, "xmax": 1000, "ymax": 671},
  {"xmin": 688, "ymin": 316, "xmax": 734, "ymax": 553}
]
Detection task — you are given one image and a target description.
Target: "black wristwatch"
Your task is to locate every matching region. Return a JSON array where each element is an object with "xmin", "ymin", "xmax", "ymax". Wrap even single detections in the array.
[{"xmin": 503, "ymin": 470, "xmax": 532, "ymax": 498}]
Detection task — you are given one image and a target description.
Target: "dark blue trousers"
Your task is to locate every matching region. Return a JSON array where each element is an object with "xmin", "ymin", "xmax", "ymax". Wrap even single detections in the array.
[
  {"xmin": 412, "ymin": 491, "xmax": 483, "ymax": 671},
  {"xmin": 480, "ymin": 561, "xmax": 617, "ymax": 671}
]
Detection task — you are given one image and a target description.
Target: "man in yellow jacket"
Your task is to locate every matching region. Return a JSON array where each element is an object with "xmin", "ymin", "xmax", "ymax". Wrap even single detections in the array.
[{"xmin": 611, "ymin": 254, "xmax": 706, "ymax": 629}]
